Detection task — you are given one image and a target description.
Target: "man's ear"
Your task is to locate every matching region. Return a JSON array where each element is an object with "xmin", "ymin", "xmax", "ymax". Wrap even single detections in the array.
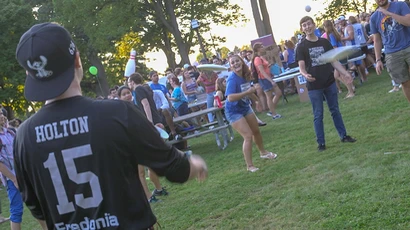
[{"xmin": 75, "ymin": 51, "xmax": 82, "ymax": 68}]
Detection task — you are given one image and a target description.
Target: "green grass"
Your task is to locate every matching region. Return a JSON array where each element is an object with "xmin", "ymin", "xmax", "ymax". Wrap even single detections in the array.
[{"xmin": 1, "ymin": 70, "xmax": 410, "ymax": 229}]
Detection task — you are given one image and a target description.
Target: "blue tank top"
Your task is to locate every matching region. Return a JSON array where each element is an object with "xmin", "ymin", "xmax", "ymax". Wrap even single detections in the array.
[
  {"xmin": 286, "ymin": 49, "xmax": 295, "ymax": 65},
  {"xmin": 185, "ymin": 81, "xmax": 197, "ymax": 92}
]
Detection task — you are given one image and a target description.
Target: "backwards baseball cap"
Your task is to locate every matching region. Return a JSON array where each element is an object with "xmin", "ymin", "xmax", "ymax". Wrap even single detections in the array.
[
  {"xmin": 16, "ymin": 22, "xmax": 77, "ymax": 101},
  {"xmin": 337, "ymin": 15, "xmax": 346, "ymax": 21}
]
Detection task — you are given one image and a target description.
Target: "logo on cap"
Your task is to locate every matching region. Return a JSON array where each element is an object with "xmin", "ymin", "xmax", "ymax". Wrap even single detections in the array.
[
  {"xmin": 69, "ymin": 41, "xmax": 76, "ymax": 55},
  {"xmin": 27, "ymin": 56, "xmax": 53, "ymax": 78}
]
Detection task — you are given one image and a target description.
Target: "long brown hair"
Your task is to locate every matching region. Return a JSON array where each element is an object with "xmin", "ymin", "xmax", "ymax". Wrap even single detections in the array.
[
  {"xmin": 229, "ymin": 55, "xmax": 252, "ymax": 82},
  {"xmin": 215, "ymin": 77, "xmax": 226, "ymax": 93},
  {"xmin": 284, "ymin": 40, "xmax": 295, "ymax": 49},
  {"xmin": 323, "ymin": 20, "xmax": 342, "ymax": 43}
]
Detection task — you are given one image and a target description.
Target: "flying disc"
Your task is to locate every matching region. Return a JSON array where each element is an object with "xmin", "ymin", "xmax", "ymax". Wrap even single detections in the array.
[
  {"xmin": 318, "ymin": 46, "xmax": 362, "ymax": 64},
  {"xmin": 155, "ymin": 126, "xmax": 169, "ymax": 140},
  {"xmin": 197, "ymin": 64, "xmax": 228, "ymax": 71}
]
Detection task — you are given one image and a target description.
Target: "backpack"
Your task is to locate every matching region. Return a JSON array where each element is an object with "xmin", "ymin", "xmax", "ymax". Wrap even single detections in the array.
[
  {"xmin": 0, "ymin": 128, "xmax": 15, "ymax": 152},
  {"xmin": 250, "ymin": 57, "xmax": 259, "ymax": 84}
]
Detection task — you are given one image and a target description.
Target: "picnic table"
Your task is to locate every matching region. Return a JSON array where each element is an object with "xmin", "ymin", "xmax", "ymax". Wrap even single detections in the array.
[{"xmin": 169, "ymin": 106, "xmax": 234, "ymax": 150}]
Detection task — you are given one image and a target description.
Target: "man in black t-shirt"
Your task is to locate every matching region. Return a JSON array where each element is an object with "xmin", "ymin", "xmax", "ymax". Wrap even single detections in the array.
[
  {"xmin": 15, "ymin": 23, "xmax": 207, "ymax": 230},
  {"xmin": 128, "ymin": 72, "xmax": 172, "ymax": 202},
  {"xmin": 128, "ymin": 73, "xmax": 163, "ymax": 127},
  {"xmin": 296, "ymin": 16, "xmax": 356, "ymax": 151}
]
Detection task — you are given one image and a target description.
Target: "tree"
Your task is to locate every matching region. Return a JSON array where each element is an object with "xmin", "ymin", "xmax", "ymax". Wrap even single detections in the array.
[
  {"xmin": 143, "ymin": 0, "xmax": 247, "ymax": 67},
  {"xmin": 196, "ymin": 51, "xmax": 214, "ymax": 62},
  {"xmin": 30, "ymin": 0, "xmax": 152, "ymax": 97},
  {"xmin": 241, "ymin": 44, "xmax": 251, "ymax": 52},
  {"xmin": 0, "ymin": 0, "xmax": 38, "ymax": 118},
  {"xmin": 219, "ymin": 46, "xmax": 231, "ymax": 59},
  {"xmin": 314, "ymin": 0, "xmax": 375, "ymax": 22},
  {"xmin": 250, "ymin": 0, "xmax": 282, "ymax": 67}
]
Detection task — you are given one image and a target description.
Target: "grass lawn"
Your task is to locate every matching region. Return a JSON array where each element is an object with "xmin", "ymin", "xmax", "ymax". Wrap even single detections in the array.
[{"xmin": 1, "ymin": 70, "xmax": 409, "ymax": 229}]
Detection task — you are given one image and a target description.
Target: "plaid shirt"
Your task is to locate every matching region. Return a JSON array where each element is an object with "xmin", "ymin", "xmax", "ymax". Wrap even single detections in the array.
[{"xmin": 0, "ymin": 128, "xmax": 15, "ymax": 186}]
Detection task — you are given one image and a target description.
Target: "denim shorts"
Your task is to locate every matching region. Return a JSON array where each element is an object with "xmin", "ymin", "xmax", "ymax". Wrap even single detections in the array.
[
  {"xmin": 259, "ymin": 78, "xmax": 273, "ymax": 92},
  {"xmin": 187, "ymin": 95, "xmax": 197, "ymax": 103},
  {"xmin": 225, "ymin": 105, "xmax": 254, "ymax": 124}
]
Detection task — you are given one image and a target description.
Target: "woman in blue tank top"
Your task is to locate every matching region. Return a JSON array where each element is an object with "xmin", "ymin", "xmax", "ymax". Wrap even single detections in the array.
[{"xmin": 323, "ymin": 20, "xmax": 355, "ymax": 99}]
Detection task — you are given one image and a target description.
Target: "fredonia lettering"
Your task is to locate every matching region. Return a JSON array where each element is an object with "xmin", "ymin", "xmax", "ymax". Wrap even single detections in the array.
[
  {"xmin": 55, "ymin": 213, "xmax": 119, "ymax": 230},
  {"xmin": 35, "ymin": 116, "xmax": 89, "ymax": 143}
]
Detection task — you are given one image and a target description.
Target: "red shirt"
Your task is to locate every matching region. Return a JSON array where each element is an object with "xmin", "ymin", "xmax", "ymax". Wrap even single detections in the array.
[{"xmin": 254, "ymin": 56, "xmax": 270, "ymax": 79}]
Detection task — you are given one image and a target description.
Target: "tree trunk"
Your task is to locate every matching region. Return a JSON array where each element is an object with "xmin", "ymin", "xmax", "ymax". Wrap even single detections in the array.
[
  {"xmin": 250, "ymin": 0, "xmax": 266, "ymax": 36},
  {"xmin": 87, "ymin": 53, "xmax": 109, "ymax": 97},
  {"xmin": 150, "ymin": 0, "xmax": 190, "ymax": 65},
  {"xmin": 255, "ymin": 0, "xmax": 283, "ymax": 67},
  {"xmin": 259, "ymin": 0, "xmax": 272, "ymax": 35},
  {"xmin": 162, "ymin": 31, "xmax": 177, "ymax": 69},
  {"xmin": 163, "ymin": 1, "xmax": 190, "ymax": 64}
]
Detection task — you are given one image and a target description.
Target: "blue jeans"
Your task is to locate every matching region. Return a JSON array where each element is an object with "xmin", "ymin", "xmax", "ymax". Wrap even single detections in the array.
[
  {"xmin": 7, "ymin": 180, "xmax": 23, "ymax": 223},
  {"xmin": 206, "ymin": 92, "xmax": 215, "ymax": 122},
  {"xmin": 308, "ymin": 82, "xmax": 347, "ymax": 145}
]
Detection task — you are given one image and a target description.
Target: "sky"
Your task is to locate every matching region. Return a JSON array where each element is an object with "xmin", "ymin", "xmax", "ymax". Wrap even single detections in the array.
[{"xmin": 144, "ymin": 0, "xmax": 327, "ymax": 71}]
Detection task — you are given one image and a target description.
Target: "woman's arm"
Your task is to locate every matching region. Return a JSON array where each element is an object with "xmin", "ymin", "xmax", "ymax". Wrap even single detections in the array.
[
  {"xmin": 283, "ymin": 50, "xmax": 289, "ymax": 63},
  {"xmin": 227, "ymin": 87, "xmax": 256, "ymax": 102}
]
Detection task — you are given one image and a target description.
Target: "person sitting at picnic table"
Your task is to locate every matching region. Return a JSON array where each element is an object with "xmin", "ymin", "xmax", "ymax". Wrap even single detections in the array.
[
  {"xmin": 225, "ymin": 55, "xmax": 278, "ymax": 173},
  {"xmin": 169, "ymin": 77, "xmax": 189, "ymax": 116}
]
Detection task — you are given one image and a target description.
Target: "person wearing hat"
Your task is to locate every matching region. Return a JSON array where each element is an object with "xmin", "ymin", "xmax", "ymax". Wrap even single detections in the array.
[
  {"xmin": 370, "ymin": 0, "xmax": 410, "ymax": 103},
  {"xmin": 15, "ymin": 22, "xmax": 207, "ymax": 229}
]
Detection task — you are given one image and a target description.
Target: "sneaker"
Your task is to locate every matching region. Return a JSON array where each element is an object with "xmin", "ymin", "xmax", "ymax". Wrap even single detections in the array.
[
  {"xmin": 318, "ymin": 144, "xmax": 326, "ymax": 151},
  {"xmin": 174, "ymin": 134, "xmax": 183, "ymax": 140},
  {"xmin": 266, "ymin": 112, "xmax": 273, "ymax": 117},
  {"xmin": 184, "ymin": 150, "xmax": 192, "ymax": 156},
  {"xmin": 341, "ymin": 135, "xmax": 356, "ymax": 143},
  {"xmin": 388, "ymin": 87, "xmax": 399, "ymax": 93},
  {"xmin": 152, "ymin": 187, "xmax": 169, "ymax": 196},
  {"xmin": 272, "ymin": 114, "xmax": 282, "ymax": 119},
  {"xmin": 148, "ymin": 195, "xmax": 160, "ymax": 203}
]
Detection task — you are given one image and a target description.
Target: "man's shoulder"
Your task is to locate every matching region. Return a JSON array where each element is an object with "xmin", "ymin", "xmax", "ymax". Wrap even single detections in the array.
[
  {"xmin": 151, "ymin": 83, "xmax": 166, "ymax": 89},
  {"xmin": 370, "ymin": 11, "xmax": 382, "ymax": 22}
]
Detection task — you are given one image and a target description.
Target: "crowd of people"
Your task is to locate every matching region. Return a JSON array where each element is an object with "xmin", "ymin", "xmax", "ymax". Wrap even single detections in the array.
[{"xmin": 0, "ymin": 0, "xmax": 408, "ymax": 229}]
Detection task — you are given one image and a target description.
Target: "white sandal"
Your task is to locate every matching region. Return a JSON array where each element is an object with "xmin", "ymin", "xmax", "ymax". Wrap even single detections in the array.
[{"xmin": 260, "ymin": 152, "xmax": 278, "ymax": 159}]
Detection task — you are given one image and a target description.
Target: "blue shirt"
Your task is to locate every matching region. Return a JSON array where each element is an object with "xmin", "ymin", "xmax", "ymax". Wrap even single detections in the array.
[
  {"xmin": 150, "ymin": 83, "xmax": 168, "ymax": 96},
  {"xmin": 328, "ymin": 33, "xmax": 343, "ymax": 48},
  {"xmin": 171, "ymin": 86, "xmax": 187, "ymax": 109},
  {"xmin": 286, "ymin": 48, "xmax": 295, "ymax": 65},
  {"xmin": 370, "ymin": 2, "xmax": 410, "ymax": 54},
  {"xmin": 225, "ymin": 72, "xmax": 251, "ymax": 114}
]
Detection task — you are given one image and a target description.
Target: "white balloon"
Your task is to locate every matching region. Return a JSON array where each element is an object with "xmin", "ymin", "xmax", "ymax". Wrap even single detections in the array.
[{"xmin": 305, "ymin": 5, "xmax": 311, "ymax": 12}]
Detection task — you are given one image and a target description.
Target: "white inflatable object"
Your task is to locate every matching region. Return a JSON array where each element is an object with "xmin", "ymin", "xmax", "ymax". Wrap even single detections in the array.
[
  {"xmin": 197, "ymin": 64, "xmax": 228, "ymax": 71},
  {"xmin": 155, "ymin": 126, "xmax": 169, "ymax": 140},
  {"xmin": 318, "ymin": 46, "xmax": 361, "ymax": 64}
]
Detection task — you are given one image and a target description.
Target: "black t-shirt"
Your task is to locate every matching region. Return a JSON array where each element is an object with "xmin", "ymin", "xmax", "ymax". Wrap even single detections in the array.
[
  {"xmin": 134, "ymin": 86, "xmax": 163, "ymax": 125},
  {"xmin": 14, "ymin": 96, "xmax": 190, "ymax": 229},
  {"xmin": 296, "ymin": 37, "xmax": 335, "ymax": 90}
]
